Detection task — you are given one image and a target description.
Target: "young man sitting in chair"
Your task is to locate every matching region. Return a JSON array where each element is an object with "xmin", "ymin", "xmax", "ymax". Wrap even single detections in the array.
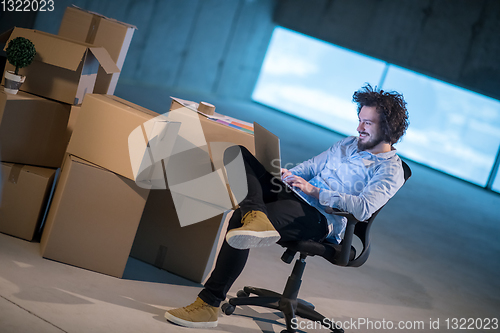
[{"xmin": 165, "ymin": 84, "xmax": 410, "ymax": 328}]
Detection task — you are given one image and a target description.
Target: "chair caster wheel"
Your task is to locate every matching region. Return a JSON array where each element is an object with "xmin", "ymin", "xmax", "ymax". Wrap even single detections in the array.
[
  {"xmin": 221, "ymin": 303, "xmax": 235, "ymax": 315},
  {"xmin": 237, "ymin": 290, "xmax": 249, "ymax": 298}
]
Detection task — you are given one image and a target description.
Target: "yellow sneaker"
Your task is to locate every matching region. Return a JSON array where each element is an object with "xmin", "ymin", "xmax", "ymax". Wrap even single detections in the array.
[
  {"xmin": 165, "ymin": 297, "xmax": 219, "ymax": 328},
  {"xmin": 225, "ymin": 210, "xmax": 280, "ymax": 249}
]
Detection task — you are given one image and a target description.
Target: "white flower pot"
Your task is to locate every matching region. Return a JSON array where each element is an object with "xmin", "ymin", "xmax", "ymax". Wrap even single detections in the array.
[{"xmin": 4, "ymin": 70, "xmax": 26, "ymax": 94}]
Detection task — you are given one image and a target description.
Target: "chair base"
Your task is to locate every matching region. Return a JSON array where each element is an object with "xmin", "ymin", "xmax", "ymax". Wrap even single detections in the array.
[{"xmin": 223, "ymin": 286, "xmax": 344, "ymax": 333}]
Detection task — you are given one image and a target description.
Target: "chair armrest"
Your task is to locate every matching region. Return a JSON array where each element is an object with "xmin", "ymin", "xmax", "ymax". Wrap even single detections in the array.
[
  {"xmin": 326, "ymin": 207, "xmax": 357, "ymax": 220},
  {"xmin": 335, "ymin": 218, "xmax": 357, "ymax": 266},
  {"xmin": 324, "ymin": 208, "xmax": 361, "ymax": 266}
]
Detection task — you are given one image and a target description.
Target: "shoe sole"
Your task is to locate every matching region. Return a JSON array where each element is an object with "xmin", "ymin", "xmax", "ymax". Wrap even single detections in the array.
[
  {"xmin": 164, "ymin": 311, "xmax": 218, "ymax": 328},
  {"xmin": 226, "ymin": 230, "xmax": 280, "ymax": 249}
]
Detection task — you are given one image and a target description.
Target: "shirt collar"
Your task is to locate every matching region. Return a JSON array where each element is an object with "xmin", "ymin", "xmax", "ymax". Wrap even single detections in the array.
[
  {"xmin": 373, "ymin": 149, "xmax": 397, "ymax": 159},
  {"xmin": 352, "ymin": 138, "xmax": 397, "ymax": 160}
]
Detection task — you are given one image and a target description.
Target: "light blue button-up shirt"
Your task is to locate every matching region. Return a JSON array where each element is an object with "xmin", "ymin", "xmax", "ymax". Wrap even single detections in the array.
[{"xmin": 289, "ymin": 136, "xmax": 405, "ymax": 244}]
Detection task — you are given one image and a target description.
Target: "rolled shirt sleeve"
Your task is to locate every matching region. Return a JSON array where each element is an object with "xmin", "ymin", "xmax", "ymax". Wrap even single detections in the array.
[{"xmin": 289, "ymin": 140, "xmax": 342, "ymax": 180}]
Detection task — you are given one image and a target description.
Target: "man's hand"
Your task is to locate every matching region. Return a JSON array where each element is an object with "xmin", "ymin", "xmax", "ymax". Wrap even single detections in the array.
[
  {"xmin": 281, "ymin": 169, "xmax": 320, "ymax": 199},
  {"xmin": 280, "ymin": 168, "xmax": 293, "ymax": 180}
]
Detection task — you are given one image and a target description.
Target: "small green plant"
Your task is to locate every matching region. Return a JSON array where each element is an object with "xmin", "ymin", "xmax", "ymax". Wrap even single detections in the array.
[{"xmin": 6, "ymin": 37, "xmax": 36, "ymax": 75}]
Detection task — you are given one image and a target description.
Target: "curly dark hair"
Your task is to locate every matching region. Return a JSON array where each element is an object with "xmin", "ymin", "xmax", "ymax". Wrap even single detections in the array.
[{"xmin": 353, "ymin": 84, "xmax": 409, "ymax": 145}]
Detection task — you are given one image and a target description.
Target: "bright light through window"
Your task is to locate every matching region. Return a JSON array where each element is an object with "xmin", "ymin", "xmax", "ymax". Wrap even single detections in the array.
[
  {"xmin": 252, "ymin": 27, "xmax": 386, "ymax": 137},
  {"xmin": 253, "ymin": 26, "xmax": 500, "ymax": 190},
  {"xmin": 383, "ymin": 66, "xmax": 500, "ymax": 186}
]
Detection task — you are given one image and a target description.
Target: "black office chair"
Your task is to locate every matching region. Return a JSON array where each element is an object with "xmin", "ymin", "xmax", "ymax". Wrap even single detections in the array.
[{"xmin": 221, "ymin": 161, "xmax": 412, "ymax": 333}]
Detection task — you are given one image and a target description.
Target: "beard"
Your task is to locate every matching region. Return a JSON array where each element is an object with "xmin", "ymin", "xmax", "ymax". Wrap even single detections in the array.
[{"xmin": 357, "ymin": 132, "xmax": 384, "ymax": 151}]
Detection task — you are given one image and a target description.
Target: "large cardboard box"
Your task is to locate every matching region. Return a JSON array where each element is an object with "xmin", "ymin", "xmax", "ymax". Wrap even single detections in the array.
[
  {"xmin": 130, "ymin": 189, "xmax": 232, "ymax": 283},
  {"xmin": 0, "ymin": 27, "xmax": 119, "ymax": 105},
  {"xmin": 129, "ymin": 98, "xmax": 255, "ymax": 282},
  {"xmin": 40, "ymin": 155, "xmax": 150, "ymax": 278},
  {"xmin": 67, "ymin": 94, "xmax": 180, "ymax": 182},
  {"xmin": 68, "ymin": 95, "xmax": 255, "ymax": 182},
  {"xmin": 0, "ymin": 90, "xmax": 71, "ymax": 168},
  {"xmin": 58, "ymin": 6, "xmax": 136, "ymax": 95},
  {"xmin": 0, "ymin": 163, "xmax": 56, "ymax": 241}
]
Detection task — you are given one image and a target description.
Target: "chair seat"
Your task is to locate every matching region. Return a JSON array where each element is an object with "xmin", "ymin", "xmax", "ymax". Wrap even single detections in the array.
[{"xmin": 279, "ymin": 240, "xmax": 356, "ymax": 265}]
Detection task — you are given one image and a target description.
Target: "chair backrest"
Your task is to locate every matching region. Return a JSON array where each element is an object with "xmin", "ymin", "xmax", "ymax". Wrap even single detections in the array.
[{"xmin": 346, "ymin": 159, "xmax": 412, "ymax": 267}]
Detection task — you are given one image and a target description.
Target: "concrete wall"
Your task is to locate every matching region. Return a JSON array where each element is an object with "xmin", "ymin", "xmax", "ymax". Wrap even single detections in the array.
[
  {"xmin": 26, "ymin": 0, "xmax": 276, "ymax": 100},
  {"xmin": 274, "ymin": 0, "xmax": 500, "ymax": 101}
]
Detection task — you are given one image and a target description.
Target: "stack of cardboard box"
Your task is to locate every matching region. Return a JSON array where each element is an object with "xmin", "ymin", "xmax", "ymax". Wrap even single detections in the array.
[
  {"xmin": 1, "ymin": 6, "xmax": 256, "ymax": 283},
  {"xmin": 0, "ymin": 9, "xmax": 122, "ymax": 242},
  {"xmin": 0, "ymin": 7, "xmax": 139, "ymax": 278},
  {"xmin": 0, "ymin": 90, "xmax": 70, "ymax": 241}
]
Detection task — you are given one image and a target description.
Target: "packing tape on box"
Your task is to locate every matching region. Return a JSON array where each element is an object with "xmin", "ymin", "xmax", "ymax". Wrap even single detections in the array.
[
  {"xmin": 86, "ymin": 15, "xmax": 101, "ymax": 44},
  {"xmin": 197, "ymin": 102, "xmax": 215, "ymax": 116},
  {"xmin": 8, "ymin": 164, "xmax": 23, "ymax": 184}
]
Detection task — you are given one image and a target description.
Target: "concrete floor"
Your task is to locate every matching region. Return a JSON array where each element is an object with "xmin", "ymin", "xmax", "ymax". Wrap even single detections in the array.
[{"xmin": 1, "ymin": 82, "xmax": 499, "ymax": 332}]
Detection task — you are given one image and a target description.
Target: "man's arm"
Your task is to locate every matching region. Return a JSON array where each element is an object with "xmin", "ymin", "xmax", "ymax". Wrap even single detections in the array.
[
  {"xmin": 288, "ymin": 138, "xmax": 345, "ymax": 180},
  {"xmin": 287, "ymin": 151, "xmax": 327, "ymax": 181},
  {"xmin": 282, "ymin": 137, "xmax": 350, "ymax": 200}
]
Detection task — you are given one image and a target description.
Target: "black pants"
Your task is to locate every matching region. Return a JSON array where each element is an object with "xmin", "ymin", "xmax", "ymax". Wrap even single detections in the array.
[{"xmin": 198, "ymin": 146, "xmax": 328, "ymax": 307}]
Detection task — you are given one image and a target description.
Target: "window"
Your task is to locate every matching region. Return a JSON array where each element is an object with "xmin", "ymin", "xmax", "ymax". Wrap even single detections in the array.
[
  {"xmin": 383, "ymin": 66, "xmax": 500, "ymax": 186},
  {"xmin": 253, "ymin": 27, "xmax": 500, "ymax": 191},
  {"xmin": 252, "ymin": 27, "xmax": 386, "ymax": 137}
]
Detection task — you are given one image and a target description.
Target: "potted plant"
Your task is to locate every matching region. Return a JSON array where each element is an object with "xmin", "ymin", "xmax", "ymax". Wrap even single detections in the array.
[{"xmin": 4, "ymin": 36, "xmax": 36, "ymax": 94}]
